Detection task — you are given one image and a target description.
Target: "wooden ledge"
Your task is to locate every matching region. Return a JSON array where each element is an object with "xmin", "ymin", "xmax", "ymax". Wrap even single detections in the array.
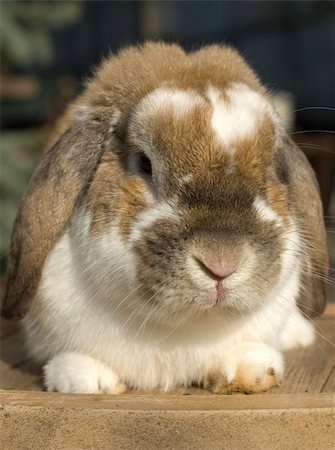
[
  {"xmin": 1, "ymin": 391, "xmax": 334, "ymax": 450},
  {"xmin": 1, "ymin": 390, "xmax": 334, "ymax": 411}
]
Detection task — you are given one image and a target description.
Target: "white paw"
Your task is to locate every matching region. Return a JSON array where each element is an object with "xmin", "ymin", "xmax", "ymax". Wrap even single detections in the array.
[
  {"xmin": 44, "ymin": 353, "xmax": 126, "ymax": 394},
  {"xmin": 206, "ymin": 342, "xmax": 284, "ymax": 394}
]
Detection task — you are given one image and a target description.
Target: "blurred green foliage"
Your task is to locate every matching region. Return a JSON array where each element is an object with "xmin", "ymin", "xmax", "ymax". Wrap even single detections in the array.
[{"xmin": 1, "ymin": 1, "xmax": 83, "ymax": 68}]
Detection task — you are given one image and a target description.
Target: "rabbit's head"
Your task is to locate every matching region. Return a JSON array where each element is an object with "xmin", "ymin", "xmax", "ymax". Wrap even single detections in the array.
[{"xmin": 2, "ymin": 43, "xmax": 327, "ymax": 322}]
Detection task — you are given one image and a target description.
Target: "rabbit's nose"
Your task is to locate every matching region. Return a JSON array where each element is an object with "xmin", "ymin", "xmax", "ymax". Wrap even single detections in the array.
[{"xmin": 194, "ymin": 256, "xmax": 237, "ymax": 280}]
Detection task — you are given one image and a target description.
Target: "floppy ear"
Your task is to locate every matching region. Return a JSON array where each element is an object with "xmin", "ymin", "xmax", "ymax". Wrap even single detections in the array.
[
  {"xmin": 279, "ymin": 135, "xmax": 328, "ymax": 317},
  {"xmin": 1, "ymin": 118, "xmax": 109, "ymax": 320}
]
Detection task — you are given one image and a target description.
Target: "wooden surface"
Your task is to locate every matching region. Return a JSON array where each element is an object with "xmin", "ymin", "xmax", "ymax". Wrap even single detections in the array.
[
  {"xmin": 0, "ymin": 305, "xmax": 334, "ymax": 450},
  {"xmin": 1, "ymin": 391, "xmax": 334, "ymax": 450}
]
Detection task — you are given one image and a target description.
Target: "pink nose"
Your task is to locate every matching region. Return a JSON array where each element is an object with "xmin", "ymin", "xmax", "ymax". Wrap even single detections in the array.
[{"xmin": 195, "ymin": 256, "xmax": 237, "ymax": 280}]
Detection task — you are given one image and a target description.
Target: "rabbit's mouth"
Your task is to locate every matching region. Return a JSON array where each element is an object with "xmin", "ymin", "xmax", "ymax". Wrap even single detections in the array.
[
  {"xmin": 194, "ymin": 283, "xmax": 229, "ymax": 308},
  {"xmin": 207, "ymin": 280, "xmax": 228, "ymax": 305}
]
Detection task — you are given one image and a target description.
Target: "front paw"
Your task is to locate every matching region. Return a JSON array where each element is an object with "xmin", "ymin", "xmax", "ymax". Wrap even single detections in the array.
[
  {"xmin": 44, "ymin": 352, "xmax": 126, "ymax": 394},
  {"xmin": 205, "ymin": 342, "xmax": 284, "ymax": 394}
]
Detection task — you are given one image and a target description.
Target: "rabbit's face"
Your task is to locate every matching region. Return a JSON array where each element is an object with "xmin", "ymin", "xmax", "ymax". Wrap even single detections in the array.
[{"xmin": 86, "ymin": 82, "xmax": 293, "ymax": 322}]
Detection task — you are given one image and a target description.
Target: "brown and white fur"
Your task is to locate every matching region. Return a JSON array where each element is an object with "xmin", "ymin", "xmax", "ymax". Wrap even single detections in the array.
[{"xmin": 2, "ymin": 43, "xmax": 327, "ymax": 394}]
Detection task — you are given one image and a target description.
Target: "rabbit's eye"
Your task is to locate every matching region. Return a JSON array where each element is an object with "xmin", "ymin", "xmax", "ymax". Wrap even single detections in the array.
[
  {"xmin": 138, "ymin": 153, "xmax": 152, "ymax": 176},
  {"xmin": 126, "ymin": 152, "xmax": 152, "ymax": 178}
]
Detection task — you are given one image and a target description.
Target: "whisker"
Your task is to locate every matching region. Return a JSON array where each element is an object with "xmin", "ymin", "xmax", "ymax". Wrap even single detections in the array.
[
  {"xmin": 297, "ymin": 143, "xmax": 335, "ymax": 155},
  {"xmin": 293, "ymin": 107, "xmax": 335, "ymax": 112},
  {"xmin": 291, "ymin": 130, "xmax": 335, "ymax": 135},
  {"xmin": 295, "ymin": 300, "xmax": 335, "ymax": 322}
]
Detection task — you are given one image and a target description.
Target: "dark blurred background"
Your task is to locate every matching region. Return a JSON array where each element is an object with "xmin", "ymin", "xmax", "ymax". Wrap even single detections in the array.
[{"xmin": 1, "ymin": 1, "xmax": 334, "ymax": 295}]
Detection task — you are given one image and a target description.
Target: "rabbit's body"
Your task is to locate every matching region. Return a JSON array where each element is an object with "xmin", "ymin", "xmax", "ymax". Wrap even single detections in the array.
[
  {"xmin": 3, "ymin": 43, "xmax": 327, "ymax": 393},
  {"xmin": 24, "ymin": 205, "xmax": 313, "ymax": 393}
]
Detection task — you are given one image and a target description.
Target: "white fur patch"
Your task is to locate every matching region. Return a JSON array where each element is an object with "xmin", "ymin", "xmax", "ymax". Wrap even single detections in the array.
[
  {"xmin": 253, "ymin": 196, "xmax": 283, "ymax": 226},
  {"xmin": 207, "ymin": 83, "xmax": 271, "ymax": 147},
  {"xmin": 140, "ymin": 87, "xmax": 204, "ymax": 118},
  {"xmin": 129, "ymin": 201, "xmax": 179, "ymax": 242},
  {"xmin": 278, "ymin": 310, "xmax": 315, "ymax": 350}
]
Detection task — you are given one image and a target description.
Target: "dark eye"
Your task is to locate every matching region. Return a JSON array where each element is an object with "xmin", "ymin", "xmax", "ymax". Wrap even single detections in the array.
[{"xmin": 138, "ymin": 153, "xmax": 152, "ymax": 176}]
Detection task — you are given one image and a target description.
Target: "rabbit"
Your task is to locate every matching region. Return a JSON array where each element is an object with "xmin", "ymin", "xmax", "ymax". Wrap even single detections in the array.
[{"xmin": 1, "ymin": 42, "xmax": 328, "ymax": 394}]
